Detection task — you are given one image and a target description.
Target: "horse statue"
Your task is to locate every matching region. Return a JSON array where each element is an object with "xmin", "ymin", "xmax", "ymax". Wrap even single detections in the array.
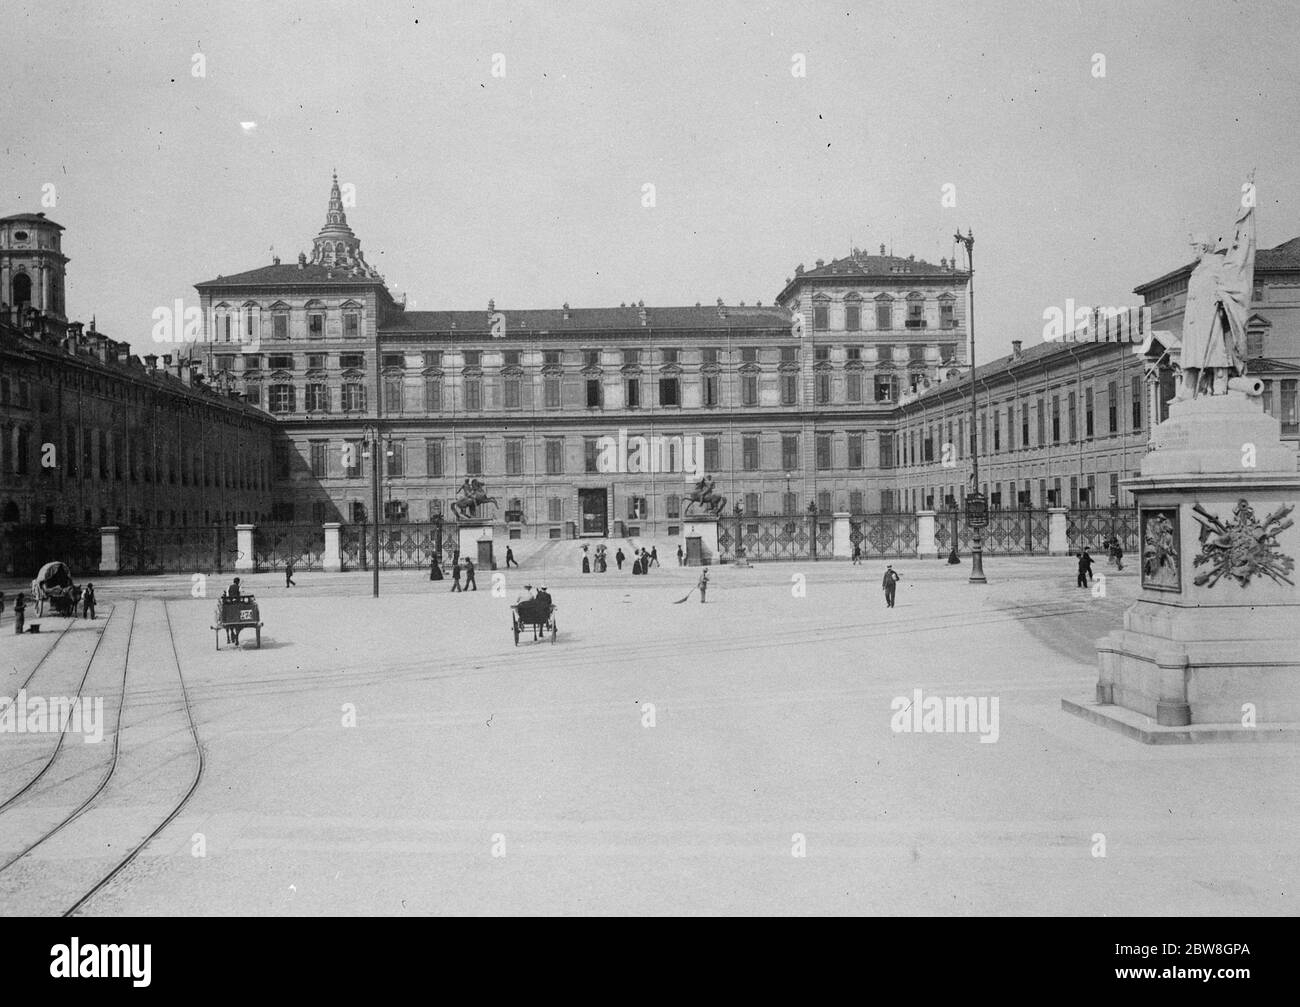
[
  {"xmin": 450, "ymin": 478, "xmax": 499, "ymax": 521},
  {"xmin": 684, "ymin": 475, "xmax": 727, "ymax": 517}
]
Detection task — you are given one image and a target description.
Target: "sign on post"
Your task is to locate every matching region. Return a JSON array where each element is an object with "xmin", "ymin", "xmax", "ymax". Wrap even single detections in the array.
[{"xmin": 965, "ymin": 492, "xmax": 989, "ymax": 528}]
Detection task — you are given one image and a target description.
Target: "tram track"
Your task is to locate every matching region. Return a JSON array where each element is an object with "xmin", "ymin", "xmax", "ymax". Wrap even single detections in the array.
[
  {"xmin": 0, "ymin": 603, "xmax": 126, "ymax": 813},
  {"xmin": 0, "ymin": 600, "xmax": 207, "ymax": 917}
]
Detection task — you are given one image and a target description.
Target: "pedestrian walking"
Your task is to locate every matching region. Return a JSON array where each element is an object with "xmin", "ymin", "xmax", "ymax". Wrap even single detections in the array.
[
  {"xmin": 285, "ymin": 560, "xmax": 295, "ymax": 587},
  {"xmin": 851, "ymin": 543, "xmax": 861, "ymax": 565},
  {"xmin": 616, "ymin": 548, "xmax": 625, "ymax": 570},
  {"xmin": 506, "ymin": 546, "xmax": 518, "ymax": 568},
  {"xmin": 698, "ymin": 568, "xmax": 708, "ymax": 604},
  {"xmin": 1113, "ymin": 540, "xmax": 1124, "ymax": 572},
  {"xmin": 450, "ymin": 558, "xmax": 462, "ymax": 592},
  {"xmin": 14, "ymin": 591, "xmax": 26, "ymax": 634},
  {"xmin": 882, "ymin": 565, "xmax": 900, "ymax": 608},
  {"xmin": 82, "ymin": 583, "xmax": 96, "ymax": 620},
  {"xmin": 430, "ymin": 555, "xmax": 443, "ymax": 581},
  {"xmin": 676, "ymin": 545, "xmax": 684, "ymax": 566},
  {"xmin": 464, "ymin": 558, "xmax": 477, "ymax": 591},
  {"xmin": 581, "ymin": 547, "xmax": 591, "ymax": 574},
  {"xmin": 1077, "ymin": 547, "xmax": 1094, "ymax": 588},
  {"xmin": 650, "ymin": 547, "xmax": 660, "ymax": 567}
]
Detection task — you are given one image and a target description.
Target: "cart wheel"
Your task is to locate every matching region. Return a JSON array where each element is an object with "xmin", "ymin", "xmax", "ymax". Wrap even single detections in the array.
[
  {"xmin": 256, "ymin": 627, "xmax": 262, "ymax": 648},
  {"xmin": 215, "ymin": 631, "xmax": 220, "ymax": 651},
  {"xmin": 513, "ymin": 622, "xmax": 520, "ymax": 646},
  {"xmin": 550, "ymin": 620, "xmax": 557, "ymax": 643}
]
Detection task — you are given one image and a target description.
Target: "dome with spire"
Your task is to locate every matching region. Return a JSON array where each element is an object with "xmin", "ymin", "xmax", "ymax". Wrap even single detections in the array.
[{"xmin": 310, "ymin": 171, "xmax": 379, "ymax": 276}]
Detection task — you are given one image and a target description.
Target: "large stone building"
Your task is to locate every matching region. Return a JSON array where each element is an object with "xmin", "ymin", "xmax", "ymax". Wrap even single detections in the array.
[
  {"xmin": 1, "ymin": 211, "xmax": 279, "ymax": 573},
  {"xmin": 891, "ymin": 236, "xmax": 1300, "ymax": 516},
  {"xmin": 197, "ymin": 180, "xmax": 971, "ymax": 539}
]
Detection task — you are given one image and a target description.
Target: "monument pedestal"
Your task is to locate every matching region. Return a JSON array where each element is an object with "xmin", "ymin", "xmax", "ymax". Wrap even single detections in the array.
[
  {"xmin": 1072, "ymin": 391, "xmax": 1300, "ymax": 738},
  {"xmin": 457, "ymin": 522, "xmax": 495, "ymax": 570},
  {"xmin": 682, "ymin": 515, "xmax": 719, "ymax": 566}
]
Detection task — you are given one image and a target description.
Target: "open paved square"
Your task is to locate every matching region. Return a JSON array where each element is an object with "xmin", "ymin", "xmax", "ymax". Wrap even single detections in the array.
[{"xmin": 2, "ymin": 549, "xmax": 1296, "ymax": 916}]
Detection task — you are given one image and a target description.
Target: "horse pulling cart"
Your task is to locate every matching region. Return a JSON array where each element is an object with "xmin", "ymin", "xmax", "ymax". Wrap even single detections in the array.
[
  {"xmin": 212, "ymin": 593, "xmax": 263, "ymax": 649},
  {"xmin": 511, "ymin": 591, "xmax": 557, "ymax": 645}
]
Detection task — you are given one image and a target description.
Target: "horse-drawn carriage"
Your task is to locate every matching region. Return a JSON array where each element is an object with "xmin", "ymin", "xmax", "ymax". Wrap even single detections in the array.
[
  {"xmin": 31, "ymin": 561, "xmax": 81, "ymax": 617},
  {"xmin": 511, "ymin": 588, "xmax": 557, "ymax": 645},
  {"xmin": 212, "ymin": 593, "xmax": 263, "ymax": 649}
]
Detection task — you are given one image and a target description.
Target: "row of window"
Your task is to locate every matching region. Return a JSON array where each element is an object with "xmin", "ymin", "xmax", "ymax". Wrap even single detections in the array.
[
  {"xmin": 211, "ymin": 303, "xmax": 362, "ymax": 342},
  {"xmin": 901, "ymin": 473, "xmax": 1130, "ymax": 511},
  {"xmin": 303, "ymin": 431, "xmax": 887, "ymax": 480},
  {"xmin": 255, "ymin": 369, "xmax": 916, "ymax": 414},
  {"xmin": 894, "ymin": 376, "xmax": 1149, "ymax": 467},
  {"xmin": 811, "ymin": 296, "xmax": 958, "ymax": 332},
  {"xmin": 0, "ymin": 423, "xmax": 270, "ymax": 490}
]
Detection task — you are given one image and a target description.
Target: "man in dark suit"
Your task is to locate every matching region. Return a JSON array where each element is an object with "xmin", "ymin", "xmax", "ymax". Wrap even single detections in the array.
[{"xmin": 882, "ymin": 565, "xmax": 900, "ymax": 608}]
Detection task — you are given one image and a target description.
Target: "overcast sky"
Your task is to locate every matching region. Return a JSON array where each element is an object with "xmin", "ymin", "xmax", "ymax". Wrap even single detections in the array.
[{"xmin": 3, "ymin": 0, "xmax": 1297, "ymax": 362}]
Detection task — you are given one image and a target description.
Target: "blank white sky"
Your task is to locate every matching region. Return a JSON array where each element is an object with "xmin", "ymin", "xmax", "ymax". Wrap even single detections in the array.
[{"xmin": 2, "ymin": 0, "xmax": 1297, "ymax": 361}]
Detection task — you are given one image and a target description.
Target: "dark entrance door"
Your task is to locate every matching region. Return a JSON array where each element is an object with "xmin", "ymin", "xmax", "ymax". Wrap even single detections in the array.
[{"xmin": 579, "ymin": 488, "xmax": 607, "ymax": 537}]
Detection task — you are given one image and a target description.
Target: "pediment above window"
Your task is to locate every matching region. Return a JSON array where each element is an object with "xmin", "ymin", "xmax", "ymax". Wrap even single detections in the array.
[{"xmin": 340, "ymin": 367, "xmax": 366, "ymax": 379}]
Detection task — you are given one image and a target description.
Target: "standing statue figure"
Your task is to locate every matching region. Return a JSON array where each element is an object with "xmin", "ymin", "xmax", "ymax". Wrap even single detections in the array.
[{"xmin": 1179, "ymin": 190, "xmax": 1256, "ymax": 398}]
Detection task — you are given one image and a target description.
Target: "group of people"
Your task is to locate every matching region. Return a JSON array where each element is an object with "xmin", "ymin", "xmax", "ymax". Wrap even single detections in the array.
[
  {"xmin": 0, "ymin": 583, "xmax": 96, "ymax": 634},
  {"xmin": 581, "ymin": 544, "xmax": 609, "ymax": 573},
  {"xmin": 446, "ymin": 553, "xmax": 478, "ymax": 592},
  {"xmin": 626, "ymin": 547, "xmax": 658, "ymax": 575}
]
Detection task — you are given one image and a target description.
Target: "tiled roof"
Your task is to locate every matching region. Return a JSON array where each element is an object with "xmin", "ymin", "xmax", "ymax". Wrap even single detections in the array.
[
  {"xmin": 796, "ymin": 252, "xmax": 963, "ymax": 280},
  {"xmin": 775, "ymin": 251, "xmax": 967, "ymax": 303},
  {"xmin": 0, "ymin": 212, "xmax": 63, "ymax": 228},
  {"xmin": 1135, "ymin": 235, "xmax": 1300, "ymax": 293},
  {"xmin": 195, "ymin": 263, "xmax": 385, "ymax": 287},
  {"xmin": 382, "ymin": 304, "xmax": 793, "ymax": 333}
]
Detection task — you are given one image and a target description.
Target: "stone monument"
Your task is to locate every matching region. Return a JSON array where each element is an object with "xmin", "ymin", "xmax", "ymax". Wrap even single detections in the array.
[
  {"xmin": 1066, "ymin": 195, "xmax": 1300, "ymax": 740},
  {"xmin": 451, "ymin": 478, "xmax": 499, "ymax": 569}
]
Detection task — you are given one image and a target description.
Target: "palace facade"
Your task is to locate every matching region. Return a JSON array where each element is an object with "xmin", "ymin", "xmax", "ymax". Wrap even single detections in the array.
[{"xmin": 195, "ymin": 178, "xmax": 972, "ymax": 539}]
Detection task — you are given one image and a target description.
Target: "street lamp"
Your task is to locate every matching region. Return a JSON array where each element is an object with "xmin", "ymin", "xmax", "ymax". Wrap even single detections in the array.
[
  {"xmin": 361, "ymin": 424, "xmax": 381, "ymax": 597},
  {"xmin": 953, "ymin": 228, "xmax": 987, "ymax": 584}
]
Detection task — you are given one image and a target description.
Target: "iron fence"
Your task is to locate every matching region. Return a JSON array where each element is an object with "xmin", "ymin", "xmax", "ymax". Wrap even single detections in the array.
[
  {"xmin": 1067, "ymin": 507, "xmax": 1138, "ymax": 556},
  {"xmin": 253, "ymin": 523, "xmax": 325, "ymax": 572},
  {"xmin": 851, "ymin": 514, "xmax": 918, "ymax": 558},
  {"xmin": 934, "ymin": 508, "xmax": 1053, "ymax": 556},
  {"xmin": 338, "ymin": 521, "xmax": 447, "ymax": 571}
]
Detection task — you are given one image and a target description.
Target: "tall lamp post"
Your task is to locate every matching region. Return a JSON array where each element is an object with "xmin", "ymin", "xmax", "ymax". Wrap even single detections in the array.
[
  {"xmin": 361, "ymin": 424, "xmax": 381, "ymax": 598},
  {"xmin": 953, "ymin": 228, "xmax": 987, "ymax": 584}
]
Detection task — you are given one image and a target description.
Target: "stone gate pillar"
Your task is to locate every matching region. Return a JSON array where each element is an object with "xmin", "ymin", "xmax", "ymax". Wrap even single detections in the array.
[
  {"xmin": 322, "ymin": 522, "xmax": 342, "ymax": 573},
  {"xmin": 235, "ymin": 524, "xmax": 256, "ymax": 573},
  {"xmin": 99, "ymin": 526, "xmax": 120, "ymax": 574},
  {"xmin": 916, "ymin": 510, "xmax": 936, "ymax": 558},
  {"xmin": 1048, "ymin": 507, "xmax": 1069, "ymax": 556}
]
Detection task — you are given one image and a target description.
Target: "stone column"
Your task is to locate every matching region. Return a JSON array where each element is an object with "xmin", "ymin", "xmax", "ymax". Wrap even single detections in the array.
[
  {"xmin": 916, "ymin": 510, "xmax": 936, "ymax": 558},
  {"xmin": 99, "ymin": 526, "xmax": 120, "ymax": 574},
  {"xmin": 832, "ymin": 512, "xmax": 852, "ymax": 559},
  {"xmin": 1048, "ymin": 507, "xmax": 1069, "ymax": 556},
  {"xmin": 322, "ymin": 522, "xmax": 342, "ymax": 573},
  {"xmin": 235, "ymin": 524, "xmax": 256, "ymax": 572}
]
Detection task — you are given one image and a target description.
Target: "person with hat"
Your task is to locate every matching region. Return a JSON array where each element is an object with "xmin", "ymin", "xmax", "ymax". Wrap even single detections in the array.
[{"xmin": 882, "ymin": 565, "xmax": 900, "ymax": 608}]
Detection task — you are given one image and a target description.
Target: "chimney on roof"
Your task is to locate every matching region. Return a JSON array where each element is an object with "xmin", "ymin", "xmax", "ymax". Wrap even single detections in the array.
[
  {"xmin": 298, "ymin": 252, "xmax": 306, "ymax": 269},
  {"xmin": 488, "ymin": 298, "xmax": 495, "ymax": 311},
  {"xmin": 162, "ymin": 353, "xmax": 173, "ymax": 367},
  {"xmin": 562, "ymin": 302, "xmax": 570, "ymax": 319},
  {"xmin": 815, "ymin": 258, "xmax": 824, "ymax": 268},
  {"xmin": 940, "ymin": 257, "xmax": 947, "ymax": 268},
  {"xmin": 1011, "ymin": 340, "xmax": 1023, "ymax": 359},
  {"xmin": 879, "ymin": 243, "xmax": 886, "ymax": 255},
  {"xmin": 908, "ymin": 254, "xmax": 915, "ymax": 262},
  {"xmin": 795, "ymin": 264, "xmax": 804, "ymax": 275},
  {"xmin": 144, "ymin": 353, "xmax": 158, "ymax": 370},
  {"xmin": 273, "ymin": 254, "xmax": 281, "ymax": 265},
  {"xmin": 638, "ymin": 304, "xmax": 647, "ymax": 325}
]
